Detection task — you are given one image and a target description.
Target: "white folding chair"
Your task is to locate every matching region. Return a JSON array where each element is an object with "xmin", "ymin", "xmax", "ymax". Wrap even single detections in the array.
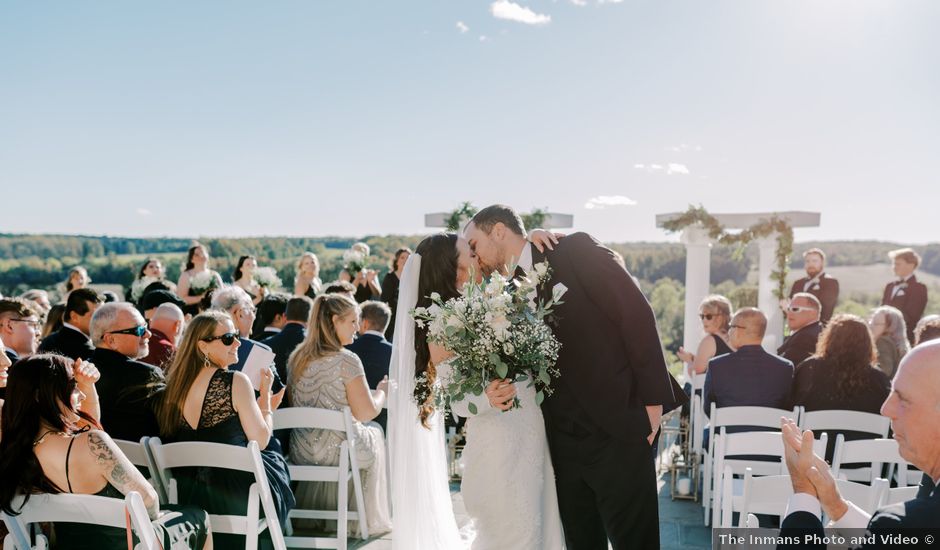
[
  {"xmin": 701, "ymin": 404, "xmax": 799, "ymax": 526},
  {"xmin": 832, "ymin": 435, "xmax": 909, "ymax": 486},
  {"xmin": 114, "ymin": 437, "xmax": 167, "ymax": 504},
  {"xmin": 272, "ymin": 406, "xmax": 369, "ymax": 550},
  {"xmin": 737, "ymin": 470, "xmax": 793, "ymax": 526},
  {"xmin": 148, "ymin": 439, "xmax": 286, "ymax": 550},
  {"xmin": 833, "ymin": 478, "xmax": 889, "ymax": 518},
  {"xmin": 688, "ymin": 373, "xmax": 706, "ymax": 461},
  {"xmin": 883, "ymin": 486, "xmax": 919, "ymax": 506},
  {"xmin": 1, "ymin": 491, "xmax": 159, "ymax": 550},
  {"xmin": 799, "ymin": 410, "xmax": 890, "ymax": 439}
]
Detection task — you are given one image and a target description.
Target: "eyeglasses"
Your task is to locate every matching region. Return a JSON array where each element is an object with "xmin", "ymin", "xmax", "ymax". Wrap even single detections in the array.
[
  {"xmin": 107, "ymin": 325, "xmax": 148, "ymax": 337},
  {"xmin": 202, "ymin": 332, "xmax": 238, "ymax": 346},
  {"xmin": 786, "ymin": 306, "xmax": 818, "ymax": 313},
  {"xmin": 699, "ymin": 313, "xmax": 719, "ymax": 321},
  {"xmin": 8, "ymin": 318, "xmax": 41, "ymax": 330}
]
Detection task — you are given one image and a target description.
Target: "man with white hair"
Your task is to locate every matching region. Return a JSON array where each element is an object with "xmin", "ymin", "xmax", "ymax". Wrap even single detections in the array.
[
  {"xmin": 778, "ymin": 341, "xmax": 940, "ymax": 547},
  {"xmin": 89, "ymin": 302, "xmax": 164, "ymax": 441},
  {"xmin": 142, "ymin": 302, "xmax": 184, "ymax": 370}
]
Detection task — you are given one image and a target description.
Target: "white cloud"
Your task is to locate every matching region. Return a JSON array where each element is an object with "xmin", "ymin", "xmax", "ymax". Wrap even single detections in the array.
[
  {"xmin": 633, "ymin": 162, "xmax": 691, "ymax": 175},
  {"xmin": 490, "ymin": 0, "xmax": 551, "ymax": 25},
  {"xmin": 597, "ymin": 0, "xmax": 624, "ymax": 3},
  {"xmin": 456, "ymin": 21, "xmax": 469, "ymax": 34},
  {"xmin": 479, "ymin": 35, "xmax": 488, "ymax": 42},
  {"xmin": 136, "ymin": 208, "xmax": 152, "ymax": 216},
  {"xmin": 584, "ymin": 195, "xmax": 637, "ymax": 209},
  {"xmin": 665, "ymin": 143, "xmax": 703, "ymax": 153},
  {"xmin": 570, "ymin": 0, "xmax": 588, "ymax": 5},
  {"xmin": 667, "ymin": 163, "xmax": 690, "ymax": 175}
]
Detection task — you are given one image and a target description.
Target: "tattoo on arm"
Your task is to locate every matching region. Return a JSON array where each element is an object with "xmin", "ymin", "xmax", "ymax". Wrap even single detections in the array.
[{"xmin": 87, "ymin": 432, "xmax": 159, "ymax": 518}]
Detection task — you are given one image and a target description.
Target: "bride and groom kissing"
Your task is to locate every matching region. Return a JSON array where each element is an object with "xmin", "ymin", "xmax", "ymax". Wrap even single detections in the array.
[{"xmin": 388, "ymin": 204, "xmax": 686, "ymax": 550}]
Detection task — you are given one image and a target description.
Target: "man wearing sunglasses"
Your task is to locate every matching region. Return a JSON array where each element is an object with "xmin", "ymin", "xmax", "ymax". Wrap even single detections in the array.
[
  {"xmin": 777, "ymin": 293, "xmax": 823, "ymax": 367},
  {"xmin": 89, "ymin": 302, "xmax": 165, "ymax": 442}
]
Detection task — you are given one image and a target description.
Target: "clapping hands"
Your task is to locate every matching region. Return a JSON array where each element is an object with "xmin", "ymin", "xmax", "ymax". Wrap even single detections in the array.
[
  {"xmin": 73, "ymin": 358, "xmax": 100, "ymax": 388},
  {"xmin": 781, "ymin": 418, "xmax": 849, "ymax": 521}
]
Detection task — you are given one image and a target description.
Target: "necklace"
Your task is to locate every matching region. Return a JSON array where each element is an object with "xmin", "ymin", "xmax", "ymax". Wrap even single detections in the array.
[{"xmin": 33, "ymin": 429, "xmax": 66, "ymax": 447}]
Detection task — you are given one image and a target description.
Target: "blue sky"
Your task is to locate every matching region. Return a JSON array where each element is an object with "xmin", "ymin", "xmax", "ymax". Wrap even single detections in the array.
[{"xmin": 1, "ymin": 1, "xmax": 938, "ymax": 243}]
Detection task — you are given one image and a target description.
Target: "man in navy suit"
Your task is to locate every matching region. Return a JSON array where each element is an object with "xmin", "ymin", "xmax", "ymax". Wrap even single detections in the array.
[
  {"xmin": 882, "ymin": 248, "xmax": 928, "ymax": 345},
  {"xmin": 261, "ymin": 296, "xmax": 312, "ymax": 388},
  {"xmin": 346, "ymin": 300, "xmax": 392, "ymax": 432},
  {"xmin": 704, "ymin": 307, "xmax": 794, "ymax": 418},
  {"xmin": 38, "ymin": 288, "xmax": 103, "ymax": 361},
  {"xmin": 777, "ymin": 341, "xmax": 940, "ymax": 549}
]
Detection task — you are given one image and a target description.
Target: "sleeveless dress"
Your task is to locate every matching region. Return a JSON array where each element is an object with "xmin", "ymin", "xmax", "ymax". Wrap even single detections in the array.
[
  {"xmin": 441, "ymin": 363, "xmax": 565, "ymax": 550},
  {"xmin": 172, "ymin": 369, "xmax": 295, "ymax": 549},
  {"xmin": 289, "ymin": 350, "xmax": 392, "ymax": 535},
  {"xmin": 712, "ymin": 333, "xmax": 733, "ymax": 357},
  {"xmin": 51, "ymin": 434, "xmax": 210, "ymax": 550}
]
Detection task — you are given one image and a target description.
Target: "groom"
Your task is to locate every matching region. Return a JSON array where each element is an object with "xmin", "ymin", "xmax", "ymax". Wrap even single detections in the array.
[{"xmin": 465, "ymin": 205, "xmax": 685, "ymax": 550}]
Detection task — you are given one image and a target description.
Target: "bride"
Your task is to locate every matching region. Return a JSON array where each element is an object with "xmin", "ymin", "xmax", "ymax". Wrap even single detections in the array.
[{"xmin": 388, "ymin": 231, "xmax": 565, "ymax": 550}]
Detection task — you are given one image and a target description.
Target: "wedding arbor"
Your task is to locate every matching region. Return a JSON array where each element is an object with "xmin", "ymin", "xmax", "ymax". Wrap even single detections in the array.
[{"xmin": 656, "ymin": 210, "xmax": 821, "ymax": 354}]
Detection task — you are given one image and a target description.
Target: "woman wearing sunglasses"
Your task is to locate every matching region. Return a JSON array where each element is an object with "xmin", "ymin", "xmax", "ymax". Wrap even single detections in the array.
[
  {"xmin": 677, "ymin": 294, "xmax": 735, "ymax": 377},
  {"xmin": 157, "ymin": 311, "xmax": 295, "ymax": 549}
]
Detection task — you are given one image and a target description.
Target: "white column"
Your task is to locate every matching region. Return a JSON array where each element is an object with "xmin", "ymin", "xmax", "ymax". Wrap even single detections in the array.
[
  {"xmin": 757, "ymin": 234, "xmax": 784, "ymax": 352},
  {"xmin": 681, "ymin": 226, "xmax": 713, "ymax": 357}
]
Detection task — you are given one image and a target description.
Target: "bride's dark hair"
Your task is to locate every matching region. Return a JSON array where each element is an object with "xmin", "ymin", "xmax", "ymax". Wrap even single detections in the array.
[{"xmin": 414, "ymin": 232, "xmax": 460, "ymax": 428}]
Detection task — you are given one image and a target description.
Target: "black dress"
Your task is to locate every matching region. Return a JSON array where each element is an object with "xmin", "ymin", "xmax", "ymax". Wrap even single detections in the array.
[
  {"xmin": 712, "ymin": 333, "xmax": 733, "ymax": 357},
  {"xmin": 380, "ymin": 272, "xmax": 400, "ymax": 341},
  {"xmin": 172, "ymin": 369, "xmax": 295, "ymax": 549}
]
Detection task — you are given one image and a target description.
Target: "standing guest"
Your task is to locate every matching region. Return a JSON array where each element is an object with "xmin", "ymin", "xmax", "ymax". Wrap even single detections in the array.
[
  {"xmin": 915, "ymin": 315, "xmax": 940, "ymax": 345},
  {"xmin": 232, "ymin": 255, "xmax": 266, "ymax": 306},
  {"xmin": 38, "ymin": 289, "xmax": 103, "ymax": 361},
  {"xmin": 158, "ymin": 311, "xmax": 294, "ymax": 548},
  {"xmin": 0, "ymin": 354, "xmax": 211, "ymax": 550},
  {"xmin": 323, "ymin": 281, "xmax": 357, "ymax": 300},
  {"xmin": 288, "ymin": 294, "xmax": 392, "ymax": 535},
  {"xmin": 789, "ymin": 248, "xmax": 839, "ymax": 324},
  {"xmin": 339, "ymin": 242, "xmax": 381, "ymax": 303},
  {"xmin": 345, "ymin": 301, "xmax": 393, "ymax": 432},
  {"xmin": 176, "ymin": 242, "xmax": 223, "ymax": 317},
  {"xmin": 293, "ymin": 252, "xmax": 322, "ymax": 299},
  {"xmin": 89, "ymin": 303, "xmax": 164, "ymax": 441},
  {"xmin": 704, "ymin": 308, "xmax": 793, "ymax": 417},
  {"xmin": 142, "ymin": 303, "xmax": 185, "ymax": 371},
  {"xmin": 140, "ymin": 289, "xmax": 187, "ymax": 321},
  {"xmin": 0, "ymin": 298, "xmax": 41, "ymax": 363},
  {"xmin": 19, "ymin": 289, "xmax": 52, "ymax": 316},
  {"xmin": 65, "ymin": 266, "xmax": 91, "ymax": 293},
  {"xmin": 882, "ymin": 247, "xmax": 928, "ymax": 345},
  {"xmin": 677, "ymin": 295, "xmax": 734, "ymax": 377},
  {"xmin": 790, "ymin": 314, "xmax": 891, "ymax": 460},
  {"xmin": 40, "ymin": 303, "xmax": 66, "ymax": 340},
  {"xmin": 380, "ymin": 247, "xmax": 411, "ymax": 342},
  {"xmin": 252, "ymin": 292, "xmax": 289, "ymax": 341},
  {"xmin": 261, "ymin": 296, "xmax": 312, "ymax": 388},
  {"xmin": 130, "ymin": 258, "xmax": 177, "ymax": 304},
  {"xmin": 777, "ymin": 293, "xmax": 823, "ymax": 367},
  {"xmin": 868, "ymin": 305, "xmax": 910, "ymax": 379}
]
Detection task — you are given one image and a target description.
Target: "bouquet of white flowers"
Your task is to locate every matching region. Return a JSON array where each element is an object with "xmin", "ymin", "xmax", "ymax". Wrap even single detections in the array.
[
  {"xmin": 253, "ymin": 266, "xmax": 282, "ymax": 289},
  {"xmin": 131, "ymin": 276, "xmax": 160, "ymax": 301},
  {"xmin": 188, "ymin": 270, "xmax": 217, "ymax": 295},
  {"xmin": 343, "ymin": 248, "xmax": 366, "ymax": 274},
  {"xmin": 412, "ymin": 262, "xmax": 566, "ymax": 414}
]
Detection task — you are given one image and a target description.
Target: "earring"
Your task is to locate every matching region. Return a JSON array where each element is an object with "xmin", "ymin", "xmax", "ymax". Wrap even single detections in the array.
[{"xmin": 202, "ymin": 353, "xmax": 212, "ymax": 369}]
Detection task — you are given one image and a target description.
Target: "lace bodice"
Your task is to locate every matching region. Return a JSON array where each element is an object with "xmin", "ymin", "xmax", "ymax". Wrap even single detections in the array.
[{"xmin": 188, "ymin": 368, "xmax": 237, "ymax": 431}]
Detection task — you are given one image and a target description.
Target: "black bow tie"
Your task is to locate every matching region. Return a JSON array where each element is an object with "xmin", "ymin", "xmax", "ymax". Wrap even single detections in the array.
[{"xmin": 512, "ymin": 264, "xmax": 527, "ymax": 281}]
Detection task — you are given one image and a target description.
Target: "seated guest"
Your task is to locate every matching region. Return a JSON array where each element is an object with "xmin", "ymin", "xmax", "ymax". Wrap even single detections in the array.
[
  {"xmin": 777, "ymin": 293, "xmax": 823, "ymax": 367},
  {"xmin": 345, "ymin": 301, "xmax": 393, "ymax": 432},
  {"xmin": 89, "ymin": 303, "xmax": 165, "ymax": 441},
  {"xmin": 791, "ymin": 314, "xmax": 891, "ymax": 460},
  {"xmin": 251, "ymin": 292, "xmax": 289, "ymax": 341},
  {"xmin": 64, "ymin": 266, "xmax": 91, "ymax": 293},
  {"xmin": 868, "ymin": 305, "xmax": 910, "ymax": 379},
  {"xmin": 915, "ymin": 315, "xmax": 940, "ymax": 345},
  {"xmin": 0, "ymin": 354, "xmax": 210, "ymax": 549},
  {"xmin": 293, "ymin": 252, "xmax": 322, "ymax": 299},
  {"xmin": 262, "ymin": 296, "xmax": 312, "ymax": 386},
  {"xmin": 19, "ymin": 289, "xmax": 52, "ymax": 317},
  {"xmin": 38, "ymin": 288, "xmax": 103, "ymax": 361},
  {"xmin": 380, "ymin": 247, "xmax": 412, "ymax": 342},
  {"xmin": 232, "ymin": 255, "xmax": 266, "ymax": 306},
  {"xmin": 703, "ymin": 307, "xmax": 793, "ymax": 417},
  {"xmin": 140, "ymin": 289, "xmax": 187, "ymax": 321},
  {"xmin": 142, "ymin": 303, "xmax": 184, "ymax": 370},
  {"xmin": 322, "ymin": 280, "xmax": 357, "ymax": 300},
  {"xmin": 158, "ymin": 311, "xmax": 294, "ymax": 548},
  {"xmin": 882, "ymin": 247, "xmax": 928, "ymax": 345},
  {"xmin": 777, "ymin": 342, "xmax": 940, "ymax": 546},
  {"xmin": 789, "ymin": 248, "xmax": 839, "ymax": 324},
  {"xmin": 288, "ymin": 294, "xmax": 392, "ymax": 535},
  {"xmin": 0, "ymin": 298, "xmax": 41, "ymax": 363},
  {"xmin": 678, "ymin": 295, "xmax": 734, "ymax": 377}
]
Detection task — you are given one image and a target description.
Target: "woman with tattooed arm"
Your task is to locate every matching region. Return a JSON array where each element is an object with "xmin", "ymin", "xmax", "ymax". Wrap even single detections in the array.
[{"xmin": 0, "ymin": 354, "xmax": 212, "ymax": 549}]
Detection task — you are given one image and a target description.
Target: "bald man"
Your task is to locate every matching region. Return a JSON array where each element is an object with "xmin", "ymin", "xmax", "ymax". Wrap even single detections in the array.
[
  {"xmin": 142, "ymin": 302, "xmax": 184, "ymax": 370},
  {"xmin": 779, "ymin": 341, "xmax": 940, "ymax": 547}
]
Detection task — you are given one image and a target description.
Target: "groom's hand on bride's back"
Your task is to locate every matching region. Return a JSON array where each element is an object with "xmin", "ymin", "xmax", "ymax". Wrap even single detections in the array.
[{"xmin": 485, "ymin": 379, "xmax": 516, "ymax": 411}]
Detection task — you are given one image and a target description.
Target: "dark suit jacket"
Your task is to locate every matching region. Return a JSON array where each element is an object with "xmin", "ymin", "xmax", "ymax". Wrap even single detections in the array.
[
  {"xmin": 777, "ymin": 322, "xmax": 822, "ymax": 367},
  {"xmin": 38, "ymin": 325, "xmax": 95, "ymax": 361},
  {"xmin": 778, "ymin": 484, "xmax": 940, "ymax": 549},
  {"xmin": 790, "ymin": 273, "xmax": 840, "ymax": 324},
  {"xmin": 882, "ymin": 275, "xmax": 928, "ymax": 344},
  {"xmin": 703, "ymin": 345, "xmax": 794, "ymax": 417},
  {"xmin": 261, "ymin": 323, "xmax": 306, "ymax": 387},
  {"xmin": 233, "ymin": 337, "xmax": 285, "ymax": 394},
  {"xmin": 532, "ymin": 233, "xmax": 685, "ymax": 441},
  {"xmin": 92, "ymin": 348, "xmax": 165, "ymax": 441},
  {"xmin": 346, "ymin": 332, "xmax": 392, "ymax": 432}
]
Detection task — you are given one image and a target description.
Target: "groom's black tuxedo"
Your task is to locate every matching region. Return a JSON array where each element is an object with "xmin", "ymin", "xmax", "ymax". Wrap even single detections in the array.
[{"xmin": 531, "ymin": 233, "xmax": 686, "ymax": 550}]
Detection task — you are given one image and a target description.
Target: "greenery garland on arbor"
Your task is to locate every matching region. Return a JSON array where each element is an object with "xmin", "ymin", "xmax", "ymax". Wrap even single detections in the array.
[
  {"xmin": 443, "ymin": 203, "xmax": 551, "ymax": 233},
  {"xmin": 661, "ymin": 205, "xmax": 794, "ymax": 300}
]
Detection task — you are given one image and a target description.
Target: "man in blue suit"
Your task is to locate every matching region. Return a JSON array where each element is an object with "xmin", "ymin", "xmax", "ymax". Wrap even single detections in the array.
[
  {"xmin": 346, "ymin": 300, "xmax": 392, "ymax": 432},
  {"xmin": 703, "ymin": 307, "xmax": 794, "ymax": 419},
  {"xmin": 777, "ymin": 341, "xmax": 940, "ymax": 549},
  {"xmin": 262, "ymin": 296, "xmax": 312, "ymax": 386}
]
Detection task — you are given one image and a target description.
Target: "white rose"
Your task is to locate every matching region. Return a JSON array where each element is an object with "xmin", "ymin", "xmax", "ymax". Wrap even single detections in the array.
[
  {"xmin": 430, "ymin": 292, "xmax": 441, "ymax": 301},
  {"xmin": 503, "ymin": 342, "xmax": 515, "ymax": 355}
]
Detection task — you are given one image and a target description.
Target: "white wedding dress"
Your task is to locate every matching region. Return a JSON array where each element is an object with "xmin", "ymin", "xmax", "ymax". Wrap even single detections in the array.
[{"xmin": 388, "ymin": 252, "xmax": 564, "ymax": 550}]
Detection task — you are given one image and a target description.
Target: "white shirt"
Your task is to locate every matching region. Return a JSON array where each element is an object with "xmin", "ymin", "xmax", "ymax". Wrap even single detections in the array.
[
  {"xmin": 363, "ymin": 330, "xmax": 386, "ymax": 338},
  {"xmin": 263, "ymin": 326, "xmax": 282, "ymax": 334},
  {"xmin": 62, "ymin": 322, "xmax": 90, "ymax": 339},
  {"xmin": 516, "ymin": 242, "xmax": 534, "ymax": 273}
]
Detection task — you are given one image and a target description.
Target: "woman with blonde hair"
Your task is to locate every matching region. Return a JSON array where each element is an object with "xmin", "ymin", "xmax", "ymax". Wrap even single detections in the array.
[
  {"xmin": 158, "ymin": 311, "xmax": 294, "ymax": 548},
  {"xmin": 293, "ymin": 252, "xmax": 322, "ymax": 299},
  {"xmin": 677, "ymin": 294, "xmax": 734, "ymax": 376},
  {"xmin": 868, "ymin": 305, "xmax": 910, "ymax": 378},
  {"xmin": 288, "ymin": 293, "xmax": 392, "ymax": 535}
]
